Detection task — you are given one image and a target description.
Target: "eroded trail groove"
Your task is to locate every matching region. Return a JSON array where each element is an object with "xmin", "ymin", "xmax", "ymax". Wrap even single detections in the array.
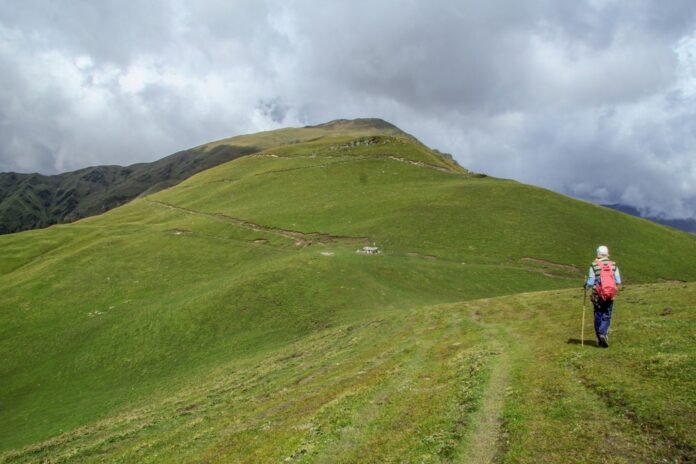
[
  {"xmin": 147, "ymin": 200, "xmax": 370, "ymax": 247},
  {"xmin": 464, "ymin": 351, "xmax": 510, "ymax": 463},
  {"xmin": 462, "ymin": 309, "xmax": 513, "ymax": 464}
]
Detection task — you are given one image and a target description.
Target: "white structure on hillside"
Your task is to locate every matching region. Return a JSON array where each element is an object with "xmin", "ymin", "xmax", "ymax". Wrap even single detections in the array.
[{"xmin": 357, "ymin": 245, "xmax": 380, "ymax": 255}]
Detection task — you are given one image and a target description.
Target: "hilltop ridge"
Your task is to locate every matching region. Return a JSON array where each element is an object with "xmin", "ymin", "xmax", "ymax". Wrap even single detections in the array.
[
  {"xmin": 0, "ymin": 119, "xmax": 415, "ymax": 235},
  {"xmin": 307, "ymin": 117, "xmax": 404, "ymax": 132}
]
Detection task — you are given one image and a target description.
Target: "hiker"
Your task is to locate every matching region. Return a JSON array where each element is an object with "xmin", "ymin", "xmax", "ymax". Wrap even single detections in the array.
[{"xmin": 584, "ymin": 245, "xmax": 622, "ymax": 348}]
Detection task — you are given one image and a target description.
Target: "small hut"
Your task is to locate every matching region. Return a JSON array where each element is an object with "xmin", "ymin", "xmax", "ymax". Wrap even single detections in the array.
[{"xmin": 357, "ymin": 246, "xmax": 380, "ymax": 255}]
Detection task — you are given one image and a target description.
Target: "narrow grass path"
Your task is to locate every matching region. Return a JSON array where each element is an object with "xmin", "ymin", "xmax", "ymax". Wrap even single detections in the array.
[{"xmin": 462, "ymin": 330, "xmax": 512, "ymax": 463}]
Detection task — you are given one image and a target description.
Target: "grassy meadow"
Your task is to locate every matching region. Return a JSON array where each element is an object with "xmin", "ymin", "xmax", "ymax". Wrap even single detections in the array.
[{"xmin": 1, "ymin": 121, "xmax": 695, "ymax": 462}]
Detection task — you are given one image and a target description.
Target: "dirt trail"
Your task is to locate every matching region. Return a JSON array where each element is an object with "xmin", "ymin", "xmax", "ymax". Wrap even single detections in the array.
[
  {"xmin": 465, "ymin": 354, "xmax": 511, "ymax": 463},
  {"xmin": 147, "ymin": 200, "xmax": 369, "ymax": 247},
  {"xmin": 462, "ymin": 311, "xmax": 513, "ymax": 463}
]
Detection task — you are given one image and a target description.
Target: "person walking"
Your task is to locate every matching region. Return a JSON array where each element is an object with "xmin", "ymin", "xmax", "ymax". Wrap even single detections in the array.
[{"xmin": 584, "ymin": 245, "xmax": 622, "ymax": 348}]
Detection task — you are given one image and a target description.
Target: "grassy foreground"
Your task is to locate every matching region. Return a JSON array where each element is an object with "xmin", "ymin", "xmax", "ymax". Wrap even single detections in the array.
[{"xmin": 1, "ymin": 283, "xmax": 693, "ymax": 463}]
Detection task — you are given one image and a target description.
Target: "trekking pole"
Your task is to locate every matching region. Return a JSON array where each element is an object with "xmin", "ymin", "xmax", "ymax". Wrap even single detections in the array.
[{"xmin": 582, "ymin": 286, "xmax": 587, "ymax": 346}]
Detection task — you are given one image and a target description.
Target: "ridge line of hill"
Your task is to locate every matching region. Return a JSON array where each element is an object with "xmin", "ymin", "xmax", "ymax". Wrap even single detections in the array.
[
  {"xmin": 1, "ymin": 118, "xmax": 433, "ymax": 235},
  {"xmin": 242, "ymin": 153, "xmax": 465, "ymax": 177}
]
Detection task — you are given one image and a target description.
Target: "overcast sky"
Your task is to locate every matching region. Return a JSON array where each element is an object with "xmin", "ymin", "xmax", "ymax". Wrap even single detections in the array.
[{"xmin": 1, "ymin": 1, "xmax": 696, "ymax": 219}]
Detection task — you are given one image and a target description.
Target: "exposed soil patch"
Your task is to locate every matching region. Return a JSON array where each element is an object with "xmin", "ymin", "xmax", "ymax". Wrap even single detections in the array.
[{"xmin": 176, "ymin": 403, "xmax": 200, "ymax": 416}]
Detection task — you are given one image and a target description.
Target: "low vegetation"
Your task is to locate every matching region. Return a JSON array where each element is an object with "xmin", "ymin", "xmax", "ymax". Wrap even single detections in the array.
[{"xmin": 2, "ymin": 283, "xmax": 693, "ymax": 463}]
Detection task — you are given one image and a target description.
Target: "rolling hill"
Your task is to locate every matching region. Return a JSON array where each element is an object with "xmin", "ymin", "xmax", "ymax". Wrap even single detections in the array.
[
  {"xmin": 1, "ymin": 119, "xmax": 694, "ymax": 463},
  {"xmin": 0, "ymin": 119, "xmax": 408, "ymax": 235}
]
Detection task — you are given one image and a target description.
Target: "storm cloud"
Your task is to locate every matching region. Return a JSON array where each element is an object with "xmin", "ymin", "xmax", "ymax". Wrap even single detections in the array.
[{"xmin": 1, "ymin": 0, "xmax": 695, "ymax": 218}]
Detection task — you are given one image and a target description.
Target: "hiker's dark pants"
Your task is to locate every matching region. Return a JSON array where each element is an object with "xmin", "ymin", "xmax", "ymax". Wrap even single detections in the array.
[{"xmin": 593, "ymin": 298, "xmax": 614, "ymax": 338}]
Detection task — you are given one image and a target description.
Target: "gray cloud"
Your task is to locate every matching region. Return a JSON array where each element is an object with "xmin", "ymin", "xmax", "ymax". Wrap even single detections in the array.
[{"xmin": 1, "ymin": 0, "xmax": 695, "ymax": 219}]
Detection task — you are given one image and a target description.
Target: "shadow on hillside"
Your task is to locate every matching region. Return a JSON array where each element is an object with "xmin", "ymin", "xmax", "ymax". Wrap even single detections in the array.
[{"xmin": 566, "ymin": 338, "xmax": 600, "ymax": 347}]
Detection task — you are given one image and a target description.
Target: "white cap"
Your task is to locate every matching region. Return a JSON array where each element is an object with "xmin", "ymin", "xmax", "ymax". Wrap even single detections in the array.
[{"xmin": 596, "ymin": 245, "xmax": 609, "ymax": 257}]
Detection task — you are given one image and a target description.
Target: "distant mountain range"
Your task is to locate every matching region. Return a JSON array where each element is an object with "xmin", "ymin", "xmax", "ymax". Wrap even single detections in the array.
[
  {"xmin": 0, "ymin": 145, "xmax": 258, "ymax": 235},
  {"xmin": 603, "ymin": 204, "xmax": 696, "ymax": 234}
]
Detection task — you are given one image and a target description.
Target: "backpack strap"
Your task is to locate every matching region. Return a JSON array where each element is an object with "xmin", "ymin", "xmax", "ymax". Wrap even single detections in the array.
[
  {"xmin": 592, "ymin": 258, "xmax": 604, "ymax": 277},
  {"xmin": 593, "ymin": 258, "xmax": 614, "ymax": 269}
]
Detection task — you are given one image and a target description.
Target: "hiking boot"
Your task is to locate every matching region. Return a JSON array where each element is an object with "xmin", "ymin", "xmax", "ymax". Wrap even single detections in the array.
[{"xmin": 598, "ymin": 335, "xmax": 609, "ymax": 348}]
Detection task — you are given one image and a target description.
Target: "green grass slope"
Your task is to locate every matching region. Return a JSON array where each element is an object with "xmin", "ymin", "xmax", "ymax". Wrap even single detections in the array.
[
  {"xmin": 2, "ymin": 284, "xmax": 693, "ymax": 463},
  {"xmin": 0, "ymin": 118, "xmax": 413, "ymax": 235},
  {"xmin": 1, "ymin": 121, "xmax": 695, "ymax": 462}
]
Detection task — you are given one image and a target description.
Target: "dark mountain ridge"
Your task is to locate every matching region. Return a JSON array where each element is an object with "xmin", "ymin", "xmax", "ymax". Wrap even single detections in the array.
[
  {"xmin": 0, "ymin": 144, "xmax": 257, "ymax": 234},
  {"xmin": 604, "ymin": 203, "xmax": 696, "ymax": 234}
]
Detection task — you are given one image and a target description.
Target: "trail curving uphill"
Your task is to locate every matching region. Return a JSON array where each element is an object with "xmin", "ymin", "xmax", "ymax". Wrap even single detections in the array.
[{"xmin": 147, "ymin": 199, "xmax": 370, "ymax": 247}]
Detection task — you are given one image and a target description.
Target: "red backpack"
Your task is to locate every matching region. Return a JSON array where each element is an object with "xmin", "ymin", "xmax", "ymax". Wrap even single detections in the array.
[{"xmin": 595, "ymin": 260, "xmax": 618, "ymax": 301}]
